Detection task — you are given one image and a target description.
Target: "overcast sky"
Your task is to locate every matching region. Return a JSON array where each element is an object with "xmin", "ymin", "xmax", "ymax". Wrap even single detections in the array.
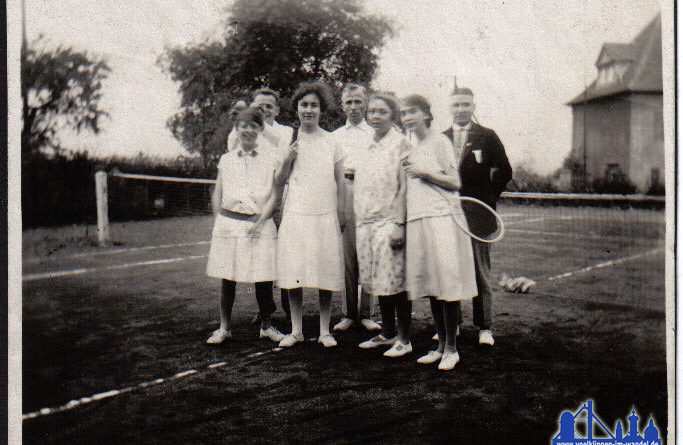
[{"xmin": 25, "ymin": 0, "xmax": 661, "ymax": 174}]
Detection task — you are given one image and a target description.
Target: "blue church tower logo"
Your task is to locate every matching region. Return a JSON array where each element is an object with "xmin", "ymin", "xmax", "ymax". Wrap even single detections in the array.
[{"xmin": 552, "ymin": 400, "xmax": 661, "ymax": 445}]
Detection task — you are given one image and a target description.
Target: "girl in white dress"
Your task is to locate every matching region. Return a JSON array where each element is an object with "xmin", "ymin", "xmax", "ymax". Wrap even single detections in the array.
[
  {"xmin": 354, "ymin": 93, "xmax": 414, "ymax": 357},
  {"xmin": 276, "ymin": 82, "xmax": 346, "ymax": 348},
  {"xmin": 400, "ymin": 95, "xmax": 478, "ymax": 371},
  {"xmin": 206, "ymin": 108, "xmax": 285, "ymax": 345}
]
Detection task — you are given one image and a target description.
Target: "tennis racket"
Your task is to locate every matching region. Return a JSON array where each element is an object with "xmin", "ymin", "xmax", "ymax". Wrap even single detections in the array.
[
  {"xmin": 449, "ymin": 195, "xmax": 505, "ymax": 243},
  {"xmin": 401, "ymin": 138, "xmax": 505, "ymax": 243},
  {"xmin": 291, "ymin": 125, "xmax": 299, "ymax": 144},
  {"xmin": 281, "ymin": 125, "xmax": 299, "ymax": 179}
]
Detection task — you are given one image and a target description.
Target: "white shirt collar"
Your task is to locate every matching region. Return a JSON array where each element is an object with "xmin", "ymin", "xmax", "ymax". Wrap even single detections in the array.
[
  {"xmin": 344, "ymin": 119, "xmax": 372, "ymax": 132},
  {"xmin": 370, "ymin": 128, "xmax": 402, "ymax": 148},
  {"xmin": 452, "ymin": 121, "xmax": 473, "ymax": 133}
]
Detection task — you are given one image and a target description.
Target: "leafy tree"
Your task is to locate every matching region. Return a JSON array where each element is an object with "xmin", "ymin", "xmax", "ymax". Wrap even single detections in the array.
[
  {"xmin": 21, "ymin": 38, "xmax": 111, "ymax": 155},
  {"xmin": 562, "ymin": 154, "xmax": 585, "ymax": 176},
  {"xmin": 160, "ymin": 0, "xmax": 394, "ymax": 171}
]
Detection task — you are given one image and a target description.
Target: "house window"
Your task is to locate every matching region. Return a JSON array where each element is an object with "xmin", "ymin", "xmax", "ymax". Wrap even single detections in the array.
[{"xmin": 597, "ymin": 66, "xmax": 616, "ymax": 86}]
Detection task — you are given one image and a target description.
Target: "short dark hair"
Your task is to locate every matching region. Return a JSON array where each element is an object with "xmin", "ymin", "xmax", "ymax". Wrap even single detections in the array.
[
  {"xmin": 368, "ymin": 92, "xmax": 400, "ymax": 124},
  {"xmin": 341, "ymin": 83, "xmax": 368, "ymax": 99},
  {"xmin": 228, "ymin": 99, "xmax": 249, "ymax": 121},
  {"xmin": 451, "ymin": 87, "xmax": 474, "ymax": 97},
  {"xmin": 234, "ymin": 108, "xmax": 264, "ymax": 128},
  {"xmin": 252, "ymin": 87, "xmax": 281, "ymax": 105},
  {"xmin": 290, "ymin": 81, "xmax": 334, "ymax": 113},
  {"xmin": 401, "ymin": 94, "xmax": 433, "ymax": 128}
]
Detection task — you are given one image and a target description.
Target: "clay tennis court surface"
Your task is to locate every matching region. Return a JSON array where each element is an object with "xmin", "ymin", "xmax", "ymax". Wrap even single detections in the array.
[{"xmin": 22, "ymin": 204, "xmax": 667, "ymax": 444}]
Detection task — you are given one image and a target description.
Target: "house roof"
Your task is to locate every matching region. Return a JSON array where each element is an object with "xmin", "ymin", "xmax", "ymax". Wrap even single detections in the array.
[
  {"xmin": 597, "ymin": 43, "xmax": 635, "ymax": 66},
  {"xmin": 568, "ymin": 14, "xmax": 662, "ymax": 105}
]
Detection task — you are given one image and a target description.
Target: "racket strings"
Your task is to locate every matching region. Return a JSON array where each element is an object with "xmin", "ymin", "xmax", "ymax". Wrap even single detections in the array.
[{"xmin": 454, "ymin": 198, "xmax": 503, "ymax": 242}]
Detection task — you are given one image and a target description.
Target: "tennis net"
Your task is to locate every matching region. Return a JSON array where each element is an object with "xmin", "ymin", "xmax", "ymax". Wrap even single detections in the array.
[
  {"xmin": 100, "ymin": 171, "xmax": 666, "ymax": 311},
  {"xmin": 108, "ymin": 171, "xmax": 215, "ymax": 220}
]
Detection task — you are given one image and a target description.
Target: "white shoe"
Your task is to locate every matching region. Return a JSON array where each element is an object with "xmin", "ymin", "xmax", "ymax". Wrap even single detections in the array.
[
  {"xmin": 360, "ymin": 318, "xmax": 382, "ymax": 331},
  {"xmin": 479, "ymin": 329, "xmax": 495, "ymax": 346},
  {"xmin": 206, "ymin": 328, "xmax": 231, "ymax": 345},
  {"xmin": 359, "ymin": 335, "xmax": 396, "ymax": 349},
  {"xmin": 417, "ymin": 350, "xmax": 443, "ymax": 364},
  {"xmin": 438, "ymin": 351, "xmax": 461, "ymax": 371},
  {"xmin": 279, "ymin": 333, "xmax": 304, "ymax": 348},
  {"xmin": 259, "ymin": 326, "xmax": 285, "ymax": 342},
  {"xmin": 318, "ymin": 334, "xmax": 338, "ymax": 348},
  {"xmin": 383, "ymin": 341, "xmax": 413, "ymax": 357},
  {"xmin": 333, "ymin": 318, "xmax": 354, "ymax": 332}
]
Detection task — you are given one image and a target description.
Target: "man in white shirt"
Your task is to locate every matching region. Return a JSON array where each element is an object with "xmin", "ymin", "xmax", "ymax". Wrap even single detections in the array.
[
  {"xmin": 227, "ymin": 88, "xmax": 293, "ymax": 154},
  {"xmin": 331, "ymin": 84, "xmax": 381, "ymax": 332}
]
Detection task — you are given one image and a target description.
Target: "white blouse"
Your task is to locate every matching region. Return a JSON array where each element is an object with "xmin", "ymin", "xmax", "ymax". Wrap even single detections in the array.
[
  {"xmin": 218, "ymin": 144, "xmax": 280, "ymax": 215},
  {"xmin": 405, "ymin": 133, "xmax": 460, "ymax": 222}
]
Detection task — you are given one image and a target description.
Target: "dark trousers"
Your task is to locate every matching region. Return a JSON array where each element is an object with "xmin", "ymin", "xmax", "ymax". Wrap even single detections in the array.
[
  {"xmin": 273, "ymin": 195, "xmax": 290, "ymax": 319},
  {"xmin": 471, "ymin": 240, "xmax": 493, "ymax": 329}
]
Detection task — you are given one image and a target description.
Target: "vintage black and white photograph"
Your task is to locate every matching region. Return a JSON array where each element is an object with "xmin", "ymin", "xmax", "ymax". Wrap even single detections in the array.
[{"xmin": 8, "ymin": 0, "xmax": 674, "ymax": 443}]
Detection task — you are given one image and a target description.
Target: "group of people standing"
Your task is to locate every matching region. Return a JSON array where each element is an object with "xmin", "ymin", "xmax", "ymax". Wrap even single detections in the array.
[{"xmin": 205, "ymin": 81, "xmax": 511, "ymax": 371}]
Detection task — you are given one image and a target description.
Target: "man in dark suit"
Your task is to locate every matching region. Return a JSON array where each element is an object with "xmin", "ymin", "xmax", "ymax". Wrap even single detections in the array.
[{"xmin": 443, "ymin": 87, "xmax": 512, "ymax": 346}]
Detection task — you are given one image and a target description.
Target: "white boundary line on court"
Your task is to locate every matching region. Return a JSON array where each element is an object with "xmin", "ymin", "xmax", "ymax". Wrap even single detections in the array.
[
  {"xmin": 507, "ymin": 229, "xmax": 664, "ymax": 245},
  {"xmin": 504, "ymin": 216, "xmax": 575, "ymax": 226},
  {"xmin": 508, "ymin": 228, "xmax": 603, "ymax": 239},
  {"xmin": 23, "ymin": 255, "xmax": 208, "ymax": 281},
  {"xmin": 22, "ymin": 363, "xmax": 211, "ymax": 420},
  {"xmin": 546, "ymin": 247, "xmax": 664, "ymax": 281},
  {"xmin": 24, "ymin": 240, "xmax": 210, "ymax": 264},
  {"xmin": 500, "ymin": 213, "xmax": 525, "ymax": 218},
  {"xmin": 21, "ymin": 340, "xmax": 315, "ymax": 420}
]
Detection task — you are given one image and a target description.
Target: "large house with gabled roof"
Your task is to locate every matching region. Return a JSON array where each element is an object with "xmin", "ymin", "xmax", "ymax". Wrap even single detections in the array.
[{"xmin": 567, "ymin": 14, "xmax": 663, "ymax": 192}]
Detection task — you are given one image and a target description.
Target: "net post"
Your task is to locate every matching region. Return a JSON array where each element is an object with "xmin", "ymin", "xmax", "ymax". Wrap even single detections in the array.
[{"xmin": 95, "ymin": 171, "xmax": 110, "ymax": 246}]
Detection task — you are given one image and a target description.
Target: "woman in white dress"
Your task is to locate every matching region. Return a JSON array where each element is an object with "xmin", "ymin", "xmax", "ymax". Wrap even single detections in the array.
[
  {"xmin": 354, "ymin": 93, "xmax": 414, "ymax": 357},
  {"xmin": 276, "ymin": 82, "xmax": 346, "ymax": 348},
  {"xmin": 400, "ymin": 95, "xmax": 478, "ymax": 370},
  {"xmin": 205, "ymin": 108, "xmax": 285, "ymax": 345}
]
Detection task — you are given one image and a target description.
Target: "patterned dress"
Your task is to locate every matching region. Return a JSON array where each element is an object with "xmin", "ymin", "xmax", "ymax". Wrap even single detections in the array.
[{"xmin": 354, "ymin": 130, "xmax": 409, "ymax": 296}]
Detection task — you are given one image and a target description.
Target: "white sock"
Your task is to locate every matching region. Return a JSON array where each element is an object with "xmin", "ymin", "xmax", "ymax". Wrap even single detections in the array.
[{"xmin": 289, "ymin": 291, "xmax": 304, "ymax": 337}]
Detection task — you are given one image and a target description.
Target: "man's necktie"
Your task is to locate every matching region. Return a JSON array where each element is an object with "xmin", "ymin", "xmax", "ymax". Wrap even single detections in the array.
[{"xmin": 457, "ymin": 129, "xmax": 468, "ymax": 165}]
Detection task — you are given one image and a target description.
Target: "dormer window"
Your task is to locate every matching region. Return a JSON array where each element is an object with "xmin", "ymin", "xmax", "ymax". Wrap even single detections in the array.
[
  {"xmin": 597, "ymin": 66, "xmax": 613, "ymax": 86},
  {"xmin": 597, "ymin": 61, "xmax": 630, "ymax": 86}
]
